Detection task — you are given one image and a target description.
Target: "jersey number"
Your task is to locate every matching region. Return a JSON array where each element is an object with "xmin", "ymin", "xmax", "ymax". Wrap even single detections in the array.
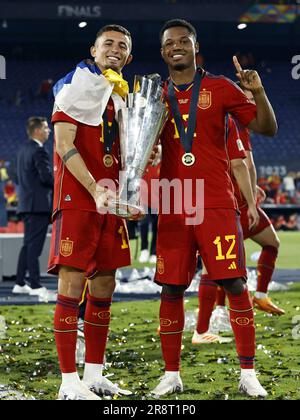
[
  {"xmin": 170, "ymin": 115, "xmax": 196, "ymax": 140},
  {"xmin": 213, "ymin": 235, "xmax": 236, "ymax": 260},
  {"xmin": 118, "ymin": 226, "xmax": 129, "ymax": 249}
]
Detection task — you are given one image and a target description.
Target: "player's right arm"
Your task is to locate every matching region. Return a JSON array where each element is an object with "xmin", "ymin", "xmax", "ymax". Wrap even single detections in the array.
[{"xmin": 54, "ymin": 121, "xmax": 110, "ymax": 210}]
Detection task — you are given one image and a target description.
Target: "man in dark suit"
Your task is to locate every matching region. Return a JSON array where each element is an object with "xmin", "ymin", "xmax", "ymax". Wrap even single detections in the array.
[{"xmin": 12, "ymin": 116, "xmax": 53, "ymax": 295}]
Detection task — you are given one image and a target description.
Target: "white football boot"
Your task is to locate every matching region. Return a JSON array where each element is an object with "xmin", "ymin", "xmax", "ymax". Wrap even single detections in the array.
[
  {"xmin": 58, "ymin": 381, "xmax": 101, "ymax": 400},
  {"xmin": 150, "ymin": 373, "xmax": 183, "ymax": 398},
  {"xmin": 238, "ymin": 371, "xmax": 268, "ymax": 397},
  {"xmin": 192, "ymin": 330, "xmax": 232, "ymax": 344},
  {"xmin": 84, "ymin": 376, "xmax": 132, "ymax": 397}
]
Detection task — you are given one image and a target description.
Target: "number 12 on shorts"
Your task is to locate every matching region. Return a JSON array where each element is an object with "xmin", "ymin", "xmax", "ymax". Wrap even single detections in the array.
[
  {"xmin": 118, "ymin": 226, "xmax": 129, "ymax": 249},
  {"xmin": 213, "ymin": 235, "xmax": 236, "ymax": 260}
]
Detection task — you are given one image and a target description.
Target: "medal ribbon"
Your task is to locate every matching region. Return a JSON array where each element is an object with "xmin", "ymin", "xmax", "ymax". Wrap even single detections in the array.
[
  {"xmin": 168, "ymin": 70, "xmax": 203, "ymax": 153},
  {"xmin": 103, "ymin": 109, "xmax": 118, "ymax": 154}
]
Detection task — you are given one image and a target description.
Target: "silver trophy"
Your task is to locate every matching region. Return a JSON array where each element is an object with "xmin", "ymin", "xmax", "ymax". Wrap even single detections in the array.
[{"xmin": 112, "ymin": 74, "xmax": 167, "ymax": 218}]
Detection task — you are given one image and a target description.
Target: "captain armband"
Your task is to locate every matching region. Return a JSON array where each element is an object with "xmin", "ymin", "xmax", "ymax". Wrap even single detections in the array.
[{"xmin": 62, "ymin": 148, "xmax": 79, "ymax": 164}]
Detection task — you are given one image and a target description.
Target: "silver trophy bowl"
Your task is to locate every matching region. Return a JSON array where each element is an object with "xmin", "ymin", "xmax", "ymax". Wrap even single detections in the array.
[{"xmin": 112, "ymin": 74, "xmax": 167, "ymax": 218}]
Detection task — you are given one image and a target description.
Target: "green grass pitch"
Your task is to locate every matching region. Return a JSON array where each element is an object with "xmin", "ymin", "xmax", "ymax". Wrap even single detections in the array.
[{"xmin": 0, "ymin": 232, "xmax": 299, "ymax": 400}]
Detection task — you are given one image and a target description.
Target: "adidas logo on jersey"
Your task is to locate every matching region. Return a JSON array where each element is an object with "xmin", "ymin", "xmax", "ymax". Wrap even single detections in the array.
[{"xmin": 228, "ymin": 261, "xmax": 237, "ymax": 270}]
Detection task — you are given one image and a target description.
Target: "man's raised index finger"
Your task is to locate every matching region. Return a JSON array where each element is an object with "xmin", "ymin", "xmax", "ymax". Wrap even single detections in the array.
[{"xmin": 233, "ymin": 55, "xmax": 243, "ymax": 73}]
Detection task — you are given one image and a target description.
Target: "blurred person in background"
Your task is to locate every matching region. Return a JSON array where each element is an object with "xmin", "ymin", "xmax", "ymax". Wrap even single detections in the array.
[{"xmin": 12, "ymin": 116, "xmax": 53, "ymax": 296}]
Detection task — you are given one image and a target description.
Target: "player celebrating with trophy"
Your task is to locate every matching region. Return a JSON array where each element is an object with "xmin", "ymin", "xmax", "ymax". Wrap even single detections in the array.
[
  {"xmin": 49, "ymin": 24, "xmax": 134, "ymax": 400},
  {"xmin": 152, "ymin": 19, "xmax": 277, "ymax": 398}
]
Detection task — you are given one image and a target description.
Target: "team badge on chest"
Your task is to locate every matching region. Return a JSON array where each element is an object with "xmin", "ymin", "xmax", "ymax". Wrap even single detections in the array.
[{"xmin": 198, "ymin": 90, "xmax": 211, "ymax": 109}]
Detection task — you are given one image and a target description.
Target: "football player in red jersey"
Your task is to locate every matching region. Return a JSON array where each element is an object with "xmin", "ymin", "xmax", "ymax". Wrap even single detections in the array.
[
  {"xmin": 194, "ymin": 89, "xmax": 283, "ymax": 346},
  {"xmin": 235, "ymin": 88, "xmax": 284, "ymax": 315},
  {"xmin": 193, "ymin": 115, "xmax": 259, "ymax": 345},
  {"xmin": 49, "ymin": 25, "xmax": 134, "ymax": 400},
  {"xmin": 151, "ymin": 19, "xmax": 277, "ymax": 398}
]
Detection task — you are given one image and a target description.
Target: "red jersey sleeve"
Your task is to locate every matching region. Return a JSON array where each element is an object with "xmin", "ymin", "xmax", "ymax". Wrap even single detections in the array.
[
  {"xmin": 51, "ymin": 108, "xmax": 79, "ymax": 126},
  {"xmin": 239, "ymin": 125, "xmax": 252, "ymax": 152},
  {"xmin": 232, "ymin": 117, "xmax": 252, "ymax": 151},
  {"xmin": 223, "ymin": 78, "xmax": 257, "ymax": 128},
  {"xmin": 227, "ymin": 117, "xmax": 246, "ymax": 161}
]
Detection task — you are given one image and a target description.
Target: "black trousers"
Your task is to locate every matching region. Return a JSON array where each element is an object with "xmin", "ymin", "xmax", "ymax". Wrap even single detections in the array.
[{"xmin": 16, "ymin": 213, "xmax": 50, "ymax": 288}]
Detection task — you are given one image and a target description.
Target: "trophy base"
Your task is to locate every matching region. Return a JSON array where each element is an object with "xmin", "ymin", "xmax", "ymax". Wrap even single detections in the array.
[{"xmin": 110, "ymin": 200, "xmax": 145, "ymax": 220}]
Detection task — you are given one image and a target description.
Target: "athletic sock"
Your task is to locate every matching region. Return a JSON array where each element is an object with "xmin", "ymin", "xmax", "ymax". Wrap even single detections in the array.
[
  {"xmin": 227, "ymin": 287, "xmax": 255, "ymax": 369},
  {"xmin": 54, "ymin": 294, "xmax": 80, "ymax": 373},
  {"xmin": 159, "ymin": 293, "xmax": 184, "ymax": 371},
  {"xmin": 256, "ymin": 246, "xmax": 278, "ymax": 294},
  {"xmin": 84, "ymin": 294, "xmax": 112, "ymax": 365},
  {"xmin": 196, "ymin": 274, "xmax": 217, "ymax": 334}
]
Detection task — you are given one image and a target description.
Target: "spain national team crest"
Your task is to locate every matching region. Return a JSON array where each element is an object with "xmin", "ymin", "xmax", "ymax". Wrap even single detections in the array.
[
  {"xmin": 98, "ymin": 311, "xmax": 111, "ymax": 320},
  {"xmin": 232, "ymin": 317, "xmax": 253, "ymax": 326},
  {"xmin": 60, "ymin": 238, "xmax": 73, "ymax": 257},
  {"xmin": 157, "ymin": 257, "xmax": 164, "ymax": 275},
  {"xmin": 198, "ymin": 90, "xmax": 212, "ymax": 109}
]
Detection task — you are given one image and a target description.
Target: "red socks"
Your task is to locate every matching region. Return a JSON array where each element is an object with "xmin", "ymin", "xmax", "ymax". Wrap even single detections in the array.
[
  {"xmin": 54, "ymin": 294, "xmax": 80, "ymax": 373},
  {"xmin": 257, "ymin": 246, "xmax": 278, "ymax": 293},
  {"xmin": 216, "ymin": 286, "xmax": 226, "ymax": 307},
  {"xmin": 196, "ymin": 274, "xmax": 217, "ymax": 334},
  {"xmin": 84, "ymin": 294, "xmax": 112, "ymax": 365},
  {"xmin": 159, "ymin": 293, "xmax": 184, "ymax": 371},
  {"xmin": 227, "ymin": 287, "xmax": 255, "ymax": 369}
]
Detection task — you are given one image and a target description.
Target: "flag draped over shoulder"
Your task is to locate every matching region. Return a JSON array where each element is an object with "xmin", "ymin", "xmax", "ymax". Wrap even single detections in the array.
[{"xmin": 53, "ymin": 59, "xmax": 124, "ymax": 126}]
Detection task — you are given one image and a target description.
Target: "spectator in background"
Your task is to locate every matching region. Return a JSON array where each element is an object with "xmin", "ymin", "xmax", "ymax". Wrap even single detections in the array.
[
  {"xmin": 0, "ymin": 182, "xmax": 8, "ymax": 231},
  {"xmin": 37, "ymin": 79, "xmax": 53, "ymax": 100},
  {"xmin": 273, "ymin": 215, "xmax": 287, "ymax": 231},
  {"xmin": 294, "ymin": 172, "xmax": 300, "ymax": 191},
  {"xmin": 286, "ymin": 214, "xmax": 298, "ymax": 231},
  {"xmin": 4, "ymin": 180, "xmax": 18, "ymax": 206},
  {"xmin": 0, "ymin": 160, "xmax": 9, "ymax": 182},
  {"xmin": 12, "ymin": 116, "xmax": 53, "ymax": 296},
  {"xmin": 283, "ymin": 172, "xmax": 296, "ymax": 200},
  {"xmin": 267, "ymin": 171, "xmax": 281, "ymax": 202}
]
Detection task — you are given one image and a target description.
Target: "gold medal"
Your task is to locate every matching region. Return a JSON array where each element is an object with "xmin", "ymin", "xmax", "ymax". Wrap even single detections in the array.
[
  {"xmin": 103, "ymin": 154, "xmax": 114, "ymax": 168},
  {"xmin": 182, "ymin": 152, "xmax": 196, "ymax": 166}
]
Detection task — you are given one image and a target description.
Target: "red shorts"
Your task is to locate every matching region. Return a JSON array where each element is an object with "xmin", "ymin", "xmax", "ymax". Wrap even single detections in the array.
[
  {"xmin": 240, "ymin": 205, "xmax": 271, "ymax": 240},
  {"xmin": 155, "ymin": 209, "xmax": 246, "ymax": 286},
  {"xmin": 48, "ymin": 210, "xmax": 131, "ymax": 277}
]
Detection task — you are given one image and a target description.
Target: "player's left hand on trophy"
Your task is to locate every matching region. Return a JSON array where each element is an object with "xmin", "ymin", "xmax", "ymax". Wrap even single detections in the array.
[
  {"xmin": 148, "ymin": 144, "xmax": 161, "ymax": 167},
  {"xmin": 247, "ymin": 204, "xmax": 259, "ymax": 230},
  {"xmin": 93, "ymin": 183, "xmax": 116, "ymax": 213},
  {"xmin": 233, "ymin": 55, "xmax": 263, "ymax": 92}
]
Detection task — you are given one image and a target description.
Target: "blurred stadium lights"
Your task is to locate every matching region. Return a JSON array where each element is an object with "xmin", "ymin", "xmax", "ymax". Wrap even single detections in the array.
[
  {"xmin": 237, "ymin": 23, "xmax": 247, "ymax": 30},
  {"xmin": 78, "ymin": 21, "xmax": 87, "ymax": 28}
]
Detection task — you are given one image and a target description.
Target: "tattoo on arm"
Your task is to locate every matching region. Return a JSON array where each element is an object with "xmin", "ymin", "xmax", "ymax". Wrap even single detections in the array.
[{"xmin": 62, "ymin": 148, "xmax": 79, "ymax": 164}]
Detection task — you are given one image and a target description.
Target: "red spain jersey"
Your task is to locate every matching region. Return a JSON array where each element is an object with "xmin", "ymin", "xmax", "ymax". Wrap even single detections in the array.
[
  {"xmin": 160, "ymin": 71, "xmax": 256, "ymax": 211},
  {"xmin": 229, "ymin": 120, "xmax": 252, "ymax": 209},
  {"xmin": 51, "ymin": 99, "xmax": 120, "ymax": 215}
]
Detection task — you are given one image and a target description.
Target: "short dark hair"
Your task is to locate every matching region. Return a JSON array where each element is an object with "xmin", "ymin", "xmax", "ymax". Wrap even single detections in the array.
[
  {"xmin": 26, "ymin": 116, "xmax": 47, "ymax": 137},
  {"xmin": 95, "ymin": 24, "xmax": 132, "ymax": 48},
  {"xmin": 160, "ymin": 19, "xmax": 197, "ymax": 43}
]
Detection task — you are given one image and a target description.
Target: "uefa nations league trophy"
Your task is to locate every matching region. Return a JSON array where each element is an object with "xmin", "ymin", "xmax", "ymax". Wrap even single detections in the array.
[{"xmin": 112, "ymin": 74, "xmax": 167, "ymax": 218}]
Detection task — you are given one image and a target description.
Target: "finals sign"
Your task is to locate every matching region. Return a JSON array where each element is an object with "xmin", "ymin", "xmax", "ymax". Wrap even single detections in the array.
[{"xmin": 58, "ymin": 5, "xmax": 102, "ymax": 18}]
